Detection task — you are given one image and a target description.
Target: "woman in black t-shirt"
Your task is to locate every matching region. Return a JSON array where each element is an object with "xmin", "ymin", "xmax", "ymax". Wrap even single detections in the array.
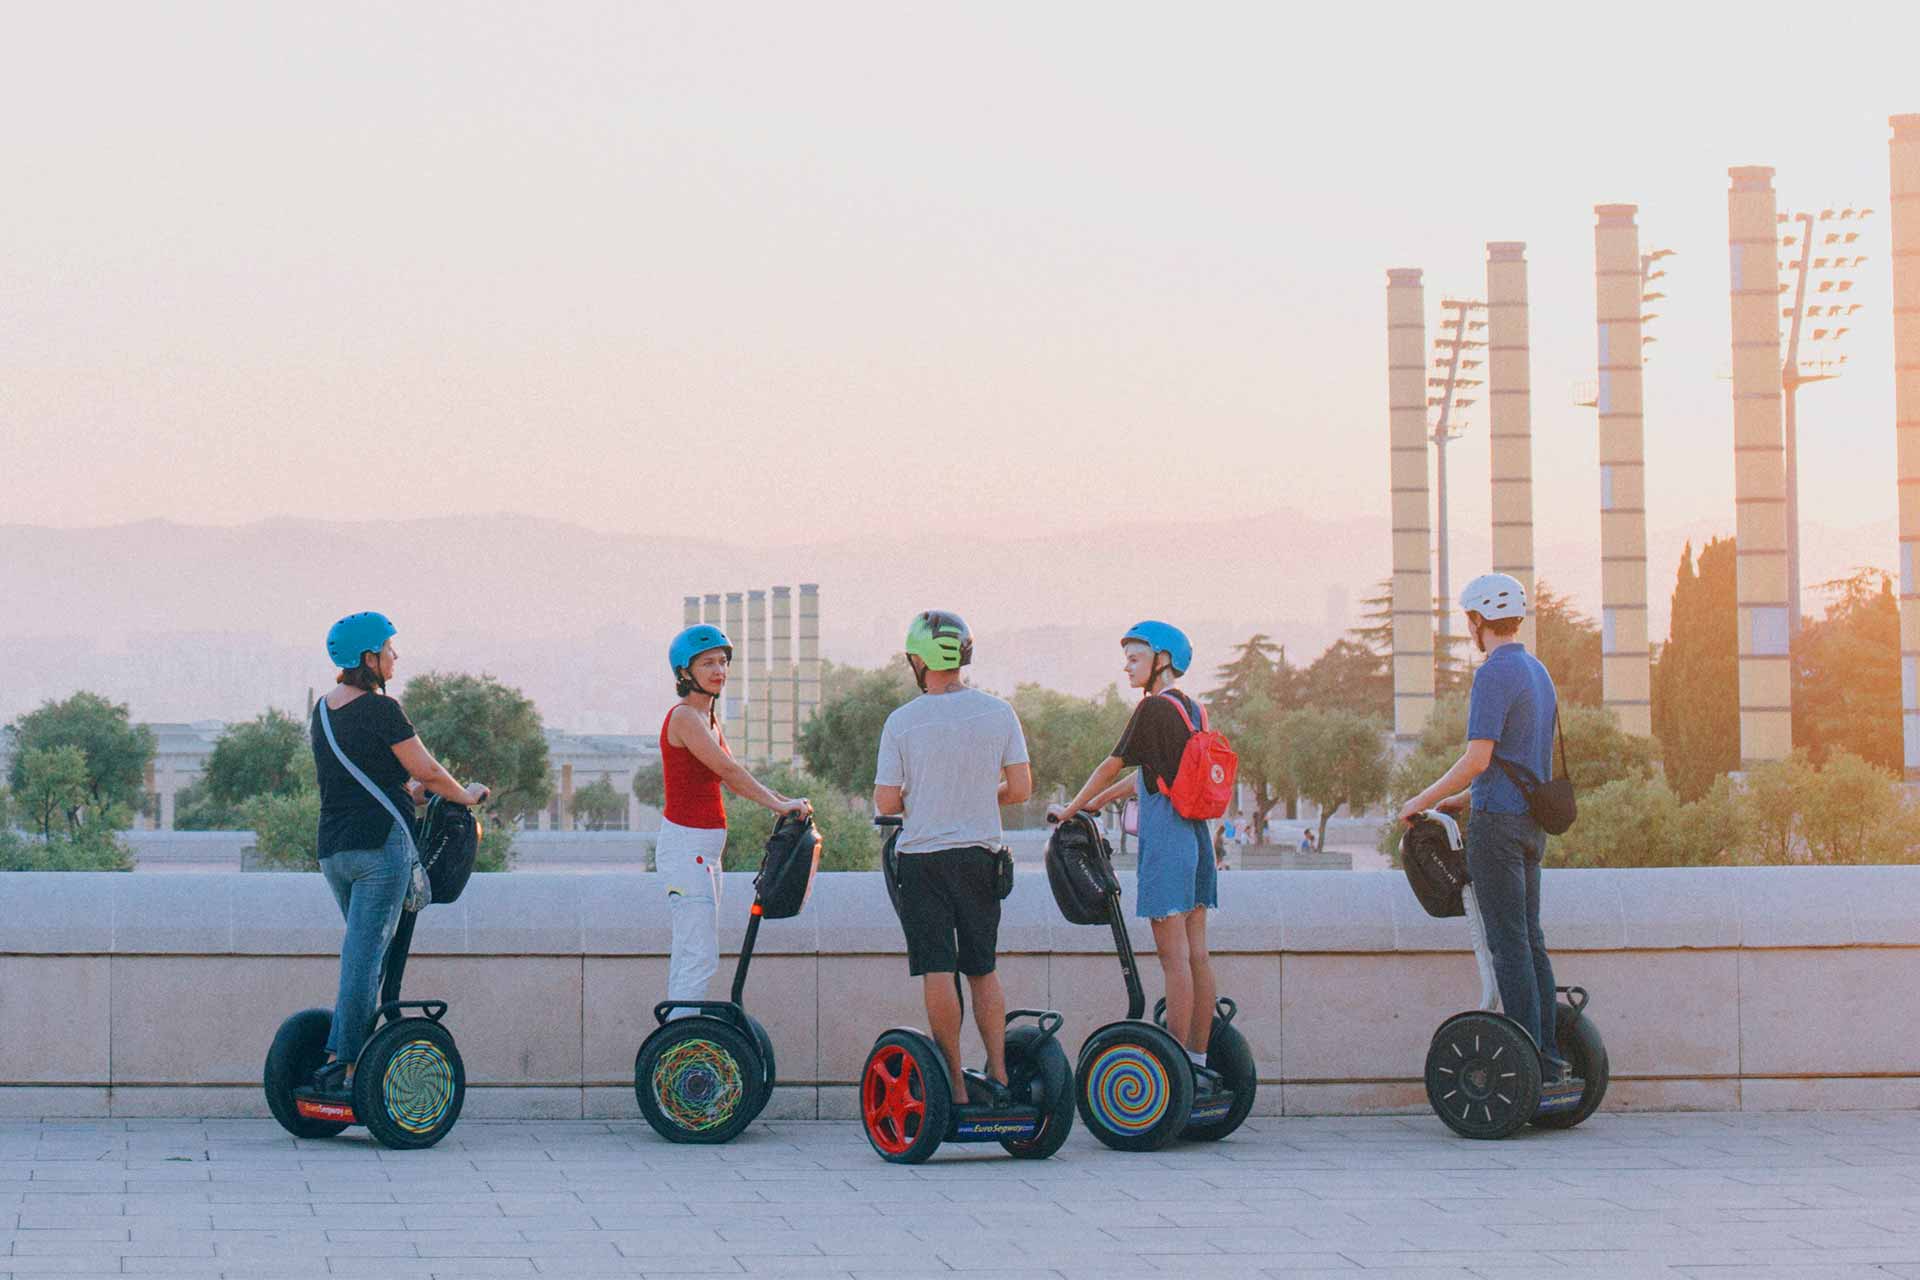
[
  {"xmin": 1048, "ymin": 621, "xmax": 1224, "ymax": 1099},
  {"xmin": 309, "ymin": 612, "xmax": 490, "ymax": 1102}
]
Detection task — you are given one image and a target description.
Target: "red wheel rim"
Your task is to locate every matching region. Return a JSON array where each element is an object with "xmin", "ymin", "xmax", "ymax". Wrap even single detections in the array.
[{"xmin": 862, "ymin": 1044, "xmax": 926, "ymax": 1155}]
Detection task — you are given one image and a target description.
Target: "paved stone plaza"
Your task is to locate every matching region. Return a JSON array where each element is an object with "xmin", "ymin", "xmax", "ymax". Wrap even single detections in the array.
[{"xmin": 6, "ymin": 1113, "xmax": 1920, "ymax": 1278}]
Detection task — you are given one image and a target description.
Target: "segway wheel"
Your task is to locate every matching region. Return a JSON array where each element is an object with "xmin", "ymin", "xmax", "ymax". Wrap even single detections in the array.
[
  {"xmin": 264, "ymin": 1008, "xmax": 350, "ymax": 1139},
  {"xmin": 998, "ymin": 1024, "xmax": 1074, "ymax": 1159},
  {"xmin": 353, "ymin": 1017, "xmax": 465, "ymax": 1150},
  {"xmin": 1425, "ymin": 1012, "xmax": 1540, "ymax": 1140},
  {"xmin": 636, "ymin": 1016, "xmax": 763, "ymax": 1144},
  {"xmin": 1530, "ymin": 1001, "xmax": 1610, "ymax": 1131},
  {"xmin": 1076, "ymin": 1023, "xmax": 1193, "ymax": 1152},
  {"xmin": 1184, "ymin": 1019, "xmax": 1258, "ymax": 1142},
  {"xmin": 741, "ymin": 1013, "xmax": 778, "ymax": 1125},
  {"xmin": 861, "ymin": 1031, "xmax": 950, "ymax": 1164}
]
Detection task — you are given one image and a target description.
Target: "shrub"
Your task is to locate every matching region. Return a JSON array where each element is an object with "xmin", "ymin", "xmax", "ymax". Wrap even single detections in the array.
[{"xmin": 716, "ymin": 766, "xmax": 878, "ymax": 873}]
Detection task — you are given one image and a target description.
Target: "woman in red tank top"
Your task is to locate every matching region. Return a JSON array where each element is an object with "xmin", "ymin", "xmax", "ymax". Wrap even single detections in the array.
[{"xmin": 655, "ymin": 624, "xmax": 810, "ymax": 1017}]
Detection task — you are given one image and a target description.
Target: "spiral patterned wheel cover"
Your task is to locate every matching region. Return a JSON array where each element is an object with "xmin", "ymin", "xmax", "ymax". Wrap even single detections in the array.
[
  {"xmin": 381, "ymin": 1038, "xmax": 456, "ymax": 1135},
  {"xmin": 651, "ymin": 1038, "xmax": 746, "ymax": 1132},
  {"xmin": 1086, "ymin": 1042, "xmax": 1170, "ymax": 1133}
]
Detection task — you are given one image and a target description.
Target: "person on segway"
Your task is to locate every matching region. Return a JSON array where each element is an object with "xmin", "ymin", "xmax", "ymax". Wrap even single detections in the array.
[
  {"xmin": 872, "ymin": 610, "xmax": 1032, "ymax": 1106},
  {"xmin": 1396, "ymin": 574, "xmax": 1577, "ymax": 1088},
  {"xmin": 307, "ymin": 612, "xmax": 490, "ymax": 1103},
  {"xmin": 1050, "ymin": 621, "xmax": 1227, "ymax": 1101},
  {"xmin": 660, "ymin": 624, "xmax": 811, "ymax": 1017}
]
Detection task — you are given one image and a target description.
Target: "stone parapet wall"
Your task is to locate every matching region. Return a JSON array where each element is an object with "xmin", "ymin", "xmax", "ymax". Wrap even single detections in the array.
[{"xmin": 2, "ymin": 867, "xmax": 1916, "ymax": 1120}]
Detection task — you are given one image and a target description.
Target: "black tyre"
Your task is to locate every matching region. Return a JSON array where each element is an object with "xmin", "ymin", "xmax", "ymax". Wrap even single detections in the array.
[
  {"xmin": 1425, "ymin": 1011, "xmax": 1540, "ymax": 1140},
  {"xmin": 741, "ymin": 1013, "xmax": 777, "ymax": 1125},
  {"xmin": 635, "ymin": 1016, "xmax": 763, "ymax": 1144},
  {"xmin": 860, "ymin": 1030, "xmax": 951, "ymax": 1164},
  {"xmin": 264, "ymin": 1008, "xmax": 350, "ymax": 1139},
  {"xmin": 1076, "ymin": 1022, "xmax": 1193, "ymax": 1152},
  {"xmin": 1530, "ymin": 1001, "xmax": 1610, "ymax": 1130},
  {"xmin": 999, "ymin": 1025, "xmax": 1074, "ymax": 1159},
  {"xmin": 353, "ymin": 1017, "xmax": 465, "ymax": 1150},
  {"xmin": 1183, "ymin": 1018, "xmax": 1257, "ymax": 1142}
]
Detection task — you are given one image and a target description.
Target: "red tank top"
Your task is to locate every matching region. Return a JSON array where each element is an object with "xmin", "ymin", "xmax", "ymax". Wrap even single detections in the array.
[{"xmin": 660, "ymin": 708, "xmax": 727, "ymax": 829}]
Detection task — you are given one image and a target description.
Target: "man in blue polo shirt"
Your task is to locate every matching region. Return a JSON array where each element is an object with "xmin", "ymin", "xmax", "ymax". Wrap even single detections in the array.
[{"xmin": 1397, "ymin": 572, "xmax": 1571, "ymax": 1083}]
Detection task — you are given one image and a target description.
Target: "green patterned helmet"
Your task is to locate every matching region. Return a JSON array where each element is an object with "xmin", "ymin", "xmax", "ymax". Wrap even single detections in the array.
[{"xmin": 904, "ymin": 610, "xmax": 973, "ymax": 672}]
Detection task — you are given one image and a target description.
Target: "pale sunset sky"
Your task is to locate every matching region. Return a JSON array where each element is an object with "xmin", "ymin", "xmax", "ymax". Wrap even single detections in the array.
[{"xmin": 1, "ymin": 1, "xmax": 1911, "ymax": 567}]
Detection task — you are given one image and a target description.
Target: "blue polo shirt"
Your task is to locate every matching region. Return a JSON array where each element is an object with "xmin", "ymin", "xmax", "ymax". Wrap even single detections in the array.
[{"xmin": 1465, "ymin": 643, "xmax": 1558, "ymax": 816}]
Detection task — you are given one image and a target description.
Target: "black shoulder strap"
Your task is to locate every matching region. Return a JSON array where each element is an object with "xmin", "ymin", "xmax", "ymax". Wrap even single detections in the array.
[{"xmin": 1492, "ymin": 699, "xmax": 1569, "ymax": 792}]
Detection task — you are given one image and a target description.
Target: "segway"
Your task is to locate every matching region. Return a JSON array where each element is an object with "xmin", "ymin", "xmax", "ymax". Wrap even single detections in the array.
[
  {"xmin": 263, "ymin": 907, "xmax": 466, "ymax": 1149},
  {"xmin": 858, "ymin": 816, "xmax": 1075, "ymax": 1164},
  {"xmin": 1413, "ymin": 811, "xmax": 1610, "ymax": 1139},
  {"xmin": 1045, "ymin": 812, "xmax": 1256, "ymax": 1150},
  {"xmin": 634, "ymin": 812, "xmax": 821, "ymax": 1143}
]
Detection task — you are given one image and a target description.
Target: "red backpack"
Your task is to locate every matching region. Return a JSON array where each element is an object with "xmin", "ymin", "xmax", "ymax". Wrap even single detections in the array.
[{"xmin": 1160, "ymin": 693, "xmax": 1238, "ymax": 820}]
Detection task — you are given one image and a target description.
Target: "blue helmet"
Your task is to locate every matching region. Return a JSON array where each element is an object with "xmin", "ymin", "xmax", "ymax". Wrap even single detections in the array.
[
  {"xmin": 669, "ymin": 624, "xmax": 733, "ymax": 681},
  {"xmin": 1121, "ymin": 620, "xmax": 1192, "ymax": 676},
  {"xmin": 326, "ymin": 611, "xmax": 397, "ymax": 669}
]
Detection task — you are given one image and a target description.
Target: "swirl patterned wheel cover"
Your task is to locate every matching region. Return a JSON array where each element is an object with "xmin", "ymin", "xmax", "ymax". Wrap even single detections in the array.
[
  {"xmin": 1086, "ymin": 1043, "xmax": 1170, "ymax": 1133},
  {"xmin": 651, "ymin": 1038, "xmax": 746, "ymax": 1132},
  {"xmin": 382, "ymin": 1039, "xmax": 456, "ymax": 1135}
]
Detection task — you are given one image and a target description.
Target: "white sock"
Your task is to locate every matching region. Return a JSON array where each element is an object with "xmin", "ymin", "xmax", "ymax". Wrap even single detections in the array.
[{"xmin": 1187, "ymin": 1048, "xmax": 1207, "ymax": 1066}]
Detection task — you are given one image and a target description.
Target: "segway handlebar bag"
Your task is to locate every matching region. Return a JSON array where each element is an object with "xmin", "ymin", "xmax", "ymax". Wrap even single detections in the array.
[
  {"xmin": 754, "ymin": 813, "xmax": 821, "ymax": 919},
  {"xmin": 1046, "ymin": 814, "xmax": 1122, "ymax": 926},
  {"xmin": 1400, "ymin": 811, "xmax": 1468, "ymax": 919},
  {"xmin": 417, "ymin": 796, "xmax": 481, "ymax": 905}
]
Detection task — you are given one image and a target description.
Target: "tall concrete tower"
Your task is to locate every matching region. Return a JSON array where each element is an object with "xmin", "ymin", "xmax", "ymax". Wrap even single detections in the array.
[
  {"xmin": 797, "ymin": 584, "xmax": 821, "ymax": 738},
  {"xmin": 770, "ymin": 587, "xmax": 795, "ymax": 763},
  {"xmin": 1894, "ymin": 116, "xmax": 1920, "ymax": 778},
  {"xmin": 702, "ymin": 593, "xmax": 721, "ymax": 629},
  {"xmin": 1727, "ymin": 166, "xmax": 1793, "ymax": 765},
  {"xmin": 1486, "ymin": 241, "xmax": 1537, "ymax": 652},
  {"xmin": 1594, "ymin": 206, "xmax": 1653, "ymax": 736},
  {"xmin": 682, "ymin": 596, "xmax": 700, "ymax": 628},
  {"xmin": 1387, "ymin": 269, "xmax": 1435, "ymax": 742},
  {"xmin": 747, "ymin": 589, "xmax": 769, "ymax": 764},
  {"xmin": 723, "ymin": 592, "xmax": 746, "ymax": 748}
]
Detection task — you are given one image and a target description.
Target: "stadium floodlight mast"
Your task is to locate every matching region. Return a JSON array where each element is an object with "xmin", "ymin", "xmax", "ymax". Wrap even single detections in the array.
[
  {"xmin": 1427, "ymin": 296, "xmax": 1487, "ymax": 644},
  {"xmin": 1778, "ymin": 204, "xmax": 1875, "ymax": 634}
]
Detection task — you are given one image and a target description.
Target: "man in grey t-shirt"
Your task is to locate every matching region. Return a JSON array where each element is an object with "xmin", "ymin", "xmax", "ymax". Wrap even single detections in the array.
[{"xmin": 873, "ymin": 610, "xmax": 1032, "ymax": 1105}]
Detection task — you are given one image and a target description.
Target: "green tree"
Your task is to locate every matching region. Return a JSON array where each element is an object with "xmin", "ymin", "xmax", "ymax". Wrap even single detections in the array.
[
  {"xmin": 7, "ymin": 692, "xmax": 155, "ymax": 819},
  {"xmin": 631, "ymin": 760, "xmax": 665, "ymax": 809},
  {"xmin": 15, "ymin": 746, "xmax": 95, "ymax": 840},
  {"xmin": 1009, "ymin": 684, "xmax": 1131, "ymax": 805},
  {"xmin": 1549, "ymin": 774, "xmax": 1685, "ymax": 868},
  {"xmin": 1281, "ymin": 708, "xmax": 1390, "ymax": 852},
  {"xmin": 1799, "ymin": 750, "xmax": 1916, "ymax": 864},
  {"xmin": 1793, "ymin": 569, "xmax": 1901, "ymax": 771},
  {"xmin": 1301, "ymin": 638, "xmax": 1390, "ymax": 718},
  {"xmin": 573, "ymin": 775, "xmax": 626, "ymax": 830},
  {"xmin": 1533, "ymin": 581, "xmax": 1602, "ymax": 709},
  {"xmin": 178, "ymin": 709, "xmax": 312, "ymax": 829},
  {"xmin": 245, "ymin": 788, "xmax": 324, "ymax": 870},
  {"xmin": 1652, "ymin": 538, "xmax": 1740, "ymax": 800},
  {"xmin": 717, "ymin": 764, "xmax": 879, "ymax": 873},
  {"xmin": 400, "ymin": 672, "xmax": 552, "ymax": 826},
  {"xmin": 797, "ymin": 662, "xmax": 915, "ymax": 796},
  {"xmin": 1559, "ymin": 701, "xmax": 1658, "ymax": 791},
  {"xmin": 1741, "ymin": 752, "xmax": 1817, "ymax": 865}
]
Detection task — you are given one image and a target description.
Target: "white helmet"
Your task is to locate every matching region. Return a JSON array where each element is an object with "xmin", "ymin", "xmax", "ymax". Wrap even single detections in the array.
[{"xmin": 1459, "ymin": 572, "xmax": 1528, "ymax": 621}]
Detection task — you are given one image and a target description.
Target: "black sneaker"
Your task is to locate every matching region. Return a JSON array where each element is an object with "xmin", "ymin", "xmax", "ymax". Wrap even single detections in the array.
[
  {"xmin": 307, "ymin": 1061, "xmax": 352, "ymax": 1102},
  {"xmin": 961, "ymin": 1069, "xmax": 1013, "ymax": 1110}
]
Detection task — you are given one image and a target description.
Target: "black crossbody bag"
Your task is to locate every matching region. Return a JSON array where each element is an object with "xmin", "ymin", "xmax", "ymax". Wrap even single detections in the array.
[{"xmin": 1494, "ymin": 706, "xmax": 1577, "ymax": 836}]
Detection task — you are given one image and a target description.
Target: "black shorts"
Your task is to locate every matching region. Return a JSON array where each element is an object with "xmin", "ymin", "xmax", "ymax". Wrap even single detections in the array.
[{"xmin": 897, "ymin": 845, "xmax": 1001, "ymax": 977}]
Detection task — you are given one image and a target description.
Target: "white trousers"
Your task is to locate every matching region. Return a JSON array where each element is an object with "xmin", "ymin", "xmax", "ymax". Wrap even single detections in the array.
[{"xmin": 656, "ymin": 819, "xmax": 727, "ymax": 1015}]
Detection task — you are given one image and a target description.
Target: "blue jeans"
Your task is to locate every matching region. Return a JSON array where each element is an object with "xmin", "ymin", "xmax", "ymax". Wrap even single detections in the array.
[
  {"xmin": 322, "ymin": 820, "xmax": 411, "ymax": 1061},
  {"xmin": 1463, "ymin": 809, "xmax": 1568, "ymax": 1075}
]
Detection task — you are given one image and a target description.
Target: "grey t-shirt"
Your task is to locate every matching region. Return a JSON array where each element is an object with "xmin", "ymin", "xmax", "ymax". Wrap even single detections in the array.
[{"xmin": 874, "ymin": 687, "xmax": 1029, "ymax": 854}]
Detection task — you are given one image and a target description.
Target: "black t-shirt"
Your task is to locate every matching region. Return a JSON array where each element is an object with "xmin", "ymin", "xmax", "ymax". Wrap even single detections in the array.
[
  {"xmin": 312, "ymin": 692, "xmax": 417, "ymax": 858},
  {"xmin": 1112, "ymin": 690, "xmax": 1202, "ymax": 797}
]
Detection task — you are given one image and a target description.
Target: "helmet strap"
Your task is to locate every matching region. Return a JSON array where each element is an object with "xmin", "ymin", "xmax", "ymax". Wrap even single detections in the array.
[{"xmin": 909, "ymin": 656, "xmax": 930, "ymax": 693}]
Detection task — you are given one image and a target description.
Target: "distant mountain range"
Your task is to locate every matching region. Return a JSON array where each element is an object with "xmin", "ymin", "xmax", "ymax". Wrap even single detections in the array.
[{"xmin": 0, "ymin": 511, "xmax": 1894, "ymax": 729}]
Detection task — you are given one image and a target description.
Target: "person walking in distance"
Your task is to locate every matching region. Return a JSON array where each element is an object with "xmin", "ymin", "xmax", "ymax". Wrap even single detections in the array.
[
  {"xmin": 659, "ymin": 624, "xmax": 810, "ymax": 1015},
  {"xmin": 873, "ymin": 610, "xmax": 1032, "ymax": 1106},
  {"xmin": 1397, "ymin": 573, "xmax": 1575, "ymax": 1084}
]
